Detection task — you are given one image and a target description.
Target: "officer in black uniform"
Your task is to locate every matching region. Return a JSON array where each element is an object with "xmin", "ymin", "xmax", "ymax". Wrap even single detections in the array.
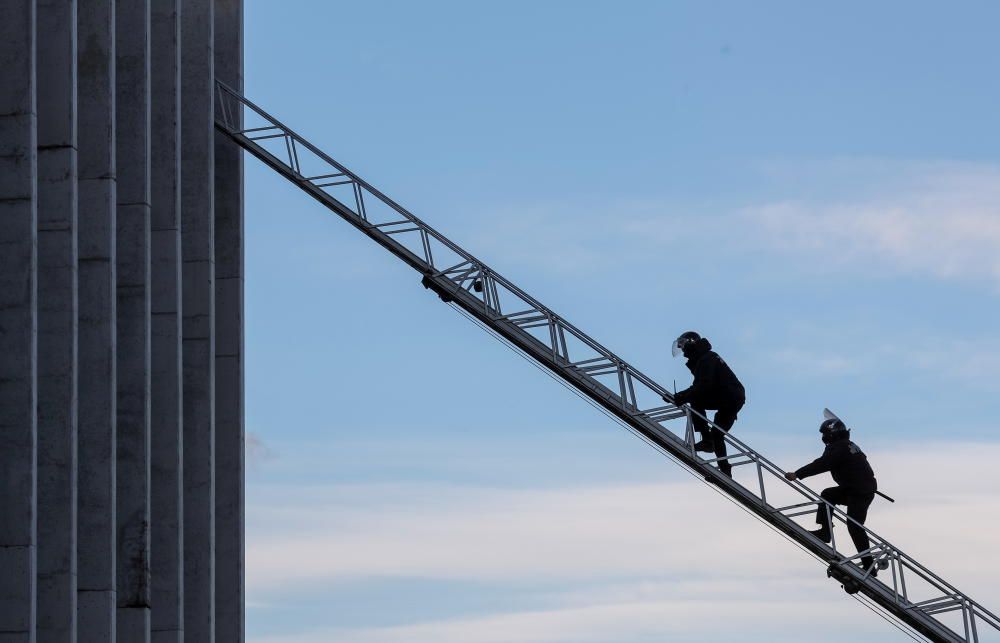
[
  {"xmin": 785, "ymin": 410, "xmax": 879, "ymax": 574},
  {"xmin": 664, "ymin": 331, "xmax": 746, "ymax": 477}
]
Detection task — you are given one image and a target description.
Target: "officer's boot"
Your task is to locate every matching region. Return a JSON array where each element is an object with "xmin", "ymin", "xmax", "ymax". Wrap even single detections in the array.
[{"xmin": 809, "ymin": 527, "xmax": 832, "ymax": 543}]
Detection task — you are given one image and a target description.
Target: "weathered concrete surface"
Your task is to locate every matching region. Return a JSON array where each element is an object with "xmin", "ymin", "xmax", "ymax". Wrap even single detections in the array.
[
  {"xmin": 151, "ymin": 0, "xmax": 185, "ymax": 641},
  {"xmin": 182, "ymin": 0, "xmax": 216, "ymax": 639},
  {"xmin": 115, "ymin": 0, "xmax": 152, "ymax": 639},
  {"xmin": 76, "ymin": 0, "xmax": 117, "ymax": 637},
  {"xmin": 213, "ymin": 0, "xmax": 244, "ymax": 640},
  {"xmin": 0, "ymin": 2, "xmax": 38, "ymax": 640},
  {"xmin": 3, "ymin": 0, "xmax": 245, "ymax": 638},
  {"xmin": 35, "ymin": 1, "xmax": 79, "ymax": 640}
]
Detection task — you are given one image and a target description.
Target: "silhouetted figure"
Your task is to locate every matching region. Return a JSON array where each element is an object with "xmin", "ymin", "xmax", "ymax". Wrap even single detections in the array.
[
  {"xmin": 665, "ymin": 331, "xmax": 745, "ymax": 477},
  {"xmin": 785, "ymin": 409, "xmax": 879, "ymax": 575}
]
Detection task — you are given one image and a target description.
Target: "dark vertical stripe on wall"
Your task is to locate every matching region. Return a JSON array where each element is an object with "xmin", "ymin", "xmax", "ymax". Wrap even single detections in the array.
[
  {"xmin": 76, "ymin": 0, "xmax": 118, "ymax": 636},
  {"xmin": 0, "ymin": 1, "xmax": 39, "ymax": 638},
  {"xmin": 35, "ymin": 0, "xmax": 80, "ymax": 639},
  {"xmin": 181, "ymin": 0, "xmax": 216, "ymax": 639},
  {"xmin": 115, "ymin": 0, "xmax": 153, "ymax": 638},
  {"xmin": 213, "ymin": 0, "xmax": 244, "ymax": 640},
  {"xmin": 151, "ymin": 0, "xmax": 186, "ymax": 641}
]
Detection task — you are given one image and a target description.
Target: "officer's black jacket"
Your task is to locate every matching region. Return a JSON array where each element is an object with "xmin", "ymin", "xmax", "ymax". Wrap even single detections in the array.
[
  {"xmin": 673, "ymin": 338, "xmax": 745, "ymax": 409},
  {"xmin": 795, "ymin": 438, "xmax": 877, "ymax": 494}
]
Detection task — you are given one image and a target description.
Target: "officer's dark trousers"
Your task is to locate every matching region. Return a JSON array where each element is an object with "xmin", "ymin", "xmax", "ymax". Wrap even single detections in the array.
[
  {"xmin": 816, "ymin": 486, "xmax": 876, "ymax": 567},
  {"xmin": 691, "ymin": 402, "xmax": 743, "ymax": 477}
]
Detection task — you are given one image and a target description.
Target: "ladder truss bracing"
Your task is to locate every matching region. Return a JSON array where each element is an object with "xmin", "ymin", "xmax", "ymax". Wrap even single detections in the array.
[{"xmin": 214, "ymin": 81, "xmax": 999, "ymax": 643}]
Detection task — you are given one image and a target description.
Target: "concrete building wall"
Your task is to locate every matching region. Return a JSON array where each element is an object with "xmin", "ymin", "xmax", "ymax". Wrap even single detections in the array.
[
  {"xmin": 76, "ymin": 0, "xmax": 118, "ymax": 638},
  {"xmin": 35, "ymin": 1, "xmax": 79, "ymax": 640},
  {"xmin": 151, "ymin": 0, "xmax": 186, "ymax": 641},
  {"xmin": 0, "ymin": 2, "xmax": 39, "ymax": 641},
  {"xmin": 1, "ymin": 1, "xmax": 243, "ymax": 639}
]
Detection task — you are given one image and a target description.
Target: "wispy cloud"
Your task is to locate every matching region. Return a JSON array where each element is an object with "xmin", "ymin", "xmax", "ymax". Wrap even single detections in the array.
[
  {"xmin": 249, "ymin": 583, "xmax": 895, "ymax": 643},
  {"xmin": 461, "ymin": 160, "xmax": 1000, "ymax": 287},
  {"xmin": 741, "ymin": 176, "xmax": 1000, "ymax": 285},
  {"xmin": 768, "ymin": 331, "xmax": 1000, "ymax": 390},
  {"xmin": 457, "ymin": 199, "xmax": 686, "ymax": 276},
  {"xmin": 246, "ymin": 441, "xmax": 1000, "ymax": 642}
]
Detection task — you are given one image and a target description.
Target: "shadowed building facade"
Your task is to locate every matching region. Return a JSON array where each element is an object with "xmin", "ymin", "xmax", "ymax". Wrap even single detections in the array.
[{"xmin": 0, "ymin": 1, "xmax": 244, "ymax": 640}]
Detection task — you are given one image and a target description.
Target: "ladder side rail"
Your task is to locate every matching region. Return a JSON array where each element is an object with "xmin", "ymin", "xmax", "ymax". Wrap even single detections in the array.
[{"xmin": 215, "ymin": 84, "xmax": 997, "ymax": 643}]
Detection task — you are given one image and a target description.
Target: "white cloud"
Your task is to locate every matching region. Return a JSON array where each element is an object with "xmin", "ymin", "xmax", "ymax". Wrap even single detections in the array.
[
  {"xmin": 770, "ymin": 346, "xmax": 857, "ymax": 376},
  {"xmin": 768, "ymin": 332, "xmax": 1000, "ymax": 390},
  {"xmin": 249, "ymin": 584, "xmax": 901, "ymax": 643},
  {"xmin": 461, "ymin": 160, "xmax": 1000, "ymax": 287},
  {"xmin": 742, "ymin": 199, "xmax": 1000, "ymax": 284},
  {"xmin": 457, "ymin": 199, "xmax": 683, "ymax": 276},
  {"xmin": 731, "ymin": 160, "xmax": 1000, "ymax": 285},
  {"xmin": 246, "ymin": 441, "xmax": 1000, "ymax": 643}
]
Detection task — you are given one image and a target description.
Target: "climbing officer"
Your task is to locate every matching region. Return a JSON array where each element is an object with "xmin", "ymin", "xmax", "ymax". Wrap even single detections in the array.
[
  {"xmin": 785, "ymin": 410, "xmax": 879, "ymax": 574},
  {"xmin": 664, "ymin": 331, "xmax": 745, "ymax": 477}
]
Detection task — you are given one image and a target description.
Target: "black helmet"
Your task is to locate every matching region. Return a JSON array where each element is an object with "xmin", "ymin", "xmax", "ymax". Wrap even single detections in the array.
[
  {"xmin": 820, "ymin": 408, "xmax": 850, "ymax": 444},
  {"xmin": 671, "ymin": 331, "xmax": 701, "ymax": 358}
]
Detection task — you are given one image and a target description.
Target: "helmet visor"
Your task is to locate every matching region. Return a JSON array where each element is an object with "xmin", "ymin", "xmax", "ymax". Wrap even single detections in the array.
[
  {"xmin": 671, "ymin": 339, "xmax": 684, "ymax": 358},
  {"xmin": 823, "ymin": 408, "xmax": 842, "ymax": 424}
]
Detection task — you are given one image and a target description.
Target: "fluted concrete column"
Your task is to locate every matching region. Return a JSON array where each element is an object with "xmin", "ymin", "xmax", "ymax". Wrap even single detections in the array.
[
  {"xmin": 213, "ymin": 0, "xmax": 243, "ymax": 640},
  {"xmin": 0, "ymin": 2, "xmax": 38, "ymax": 640},
  {"xmin": 181, "ymin": 0, "xmax": 215, "ymax": 639},
  {"xmin": 115, "ymin": 0, "xmax": 152, "ymax": 638},
  {"xmin": 35, "ymin": 1, "xmax": 79, "ymax": 640},
  {"xmin": 151, "ymin": 0, "xmax": 185, "ymax": 641},
  {"xmin": 76, "ymin": 0, "xmax": 117, "ymax": 638}
]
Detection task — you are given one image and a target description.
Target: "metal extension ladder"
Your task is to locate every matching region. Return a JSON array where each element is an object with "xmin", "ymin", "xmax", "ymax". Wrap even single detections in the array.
[{"xmin": 214, "ymin": 81, "xmax": 1000, "ymax": 643}]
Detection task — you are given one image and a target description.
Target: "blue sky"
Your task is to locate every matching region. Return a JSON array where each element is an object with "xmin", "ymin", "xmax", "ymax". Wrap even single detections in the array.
[{"xmin": 242, "ymin": 2, "xmax": 1000, "ymax": 641}]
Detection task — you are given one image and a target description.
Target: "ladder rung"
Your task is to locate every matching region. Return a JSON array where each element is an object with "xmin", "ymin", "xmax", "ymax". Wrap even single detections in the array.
[
  {"xmin": 912, "ymin": 595, "xmax": 962, "ymax": 611},
  {"xmin": 247, "ymin": 132, "xmax": 287, "ymax": 142},
  {"xmin": 314, "ymin": 178, "xmax": 354, "ymax": 188},
  {"xmin": 372, "ymin": 220, "xmax": 414, "ymax": 229},
  {"xmin": 304, "ymin": 172, "xmax": 347, "ymax": 182},
  {"xmin": 782, "ymin": 508, "xmax": 818, "ymax": 519},
  {"xmin": 773, "ymin": 500, "xmax": 819, "ymax": 514},
  {"xmin": 240, "ymin": 124, "xmax": 281, "ymax": 134}
]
